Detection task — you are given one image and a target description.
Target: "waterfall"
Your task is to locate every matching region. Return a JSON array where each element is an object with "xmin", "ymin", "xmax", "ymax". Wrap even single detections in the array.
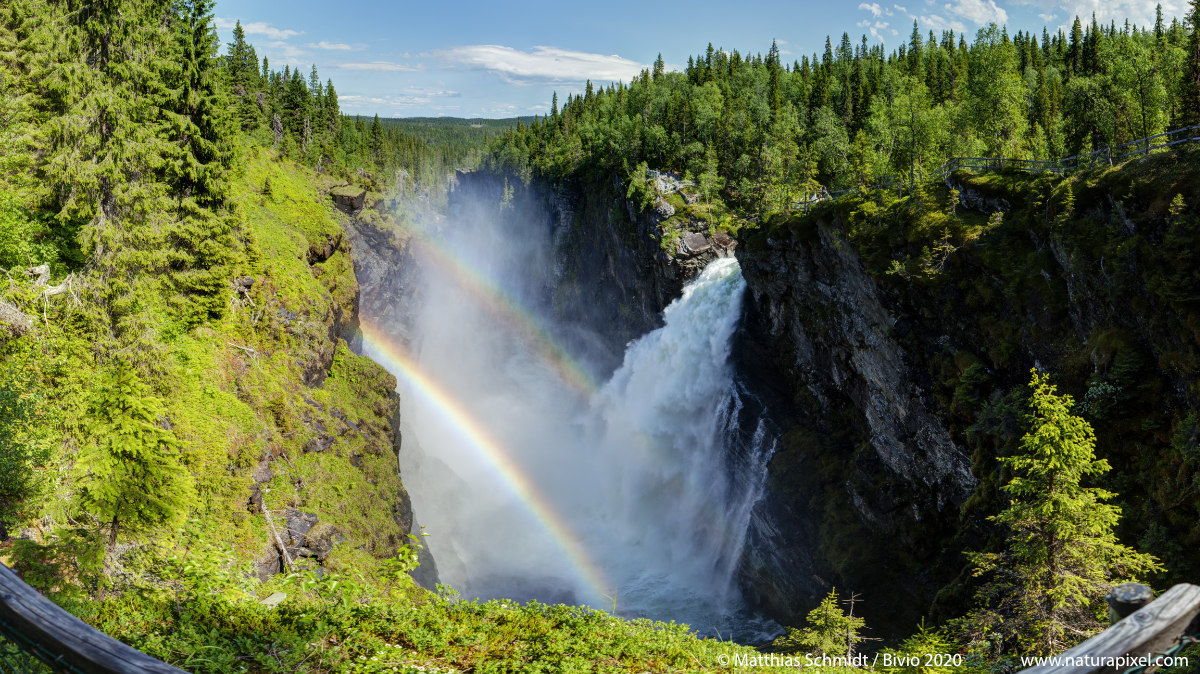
[{"xmin": 381, "ymin": 198, "xmax": 779, "ymax": 642}]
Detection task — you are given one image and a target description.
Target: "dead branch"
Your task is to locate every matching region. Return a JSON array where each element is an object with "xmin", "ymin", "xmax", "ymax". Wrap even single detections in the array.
[{"xmin": 0, "ymin": 298, "xmax": 32, "ymax": 335}]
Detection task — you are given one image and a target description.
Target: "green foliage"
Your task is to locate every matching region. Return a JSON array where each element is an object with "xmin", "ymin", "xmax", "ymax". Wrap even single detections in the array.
[
  {"xmin": 69, "ymin": 573, "xmax": 798, "ymax": 674},
  {"xmin": 958, "ymin": 370, "xmax": 1162, "ymax": 657},
  {"xmin": 0, "ymin": 189, "xmax": 56, "ymax": 270},
  {"xmin": 771, "ymin": 589, "xmax": 865, "ymax": 656},
  {"xmin": 76, "ymin": 365, "xmax": 195, "ymax": 547},
  {"xmin": 624, "ymin": 161, "xmax": 656, "ymax": 212},
  {"xmin": 879, "ymin": 622, "xmax": 986, "ymax": 674},
  {"xmin": 0, "ymin": 349, "xmax": 53, "ymax": 530}
]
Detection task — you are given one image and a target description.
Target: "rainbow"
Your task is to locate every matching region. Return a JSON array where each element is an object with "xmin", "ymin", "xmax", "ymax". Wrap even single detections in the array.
[
  {"xmin": 358, "ymin": 320, "xmax": 611, "ymax": 604},
  {"xmin": 402, "ymin": 230, "xmax": 599, "ymax": 396}
]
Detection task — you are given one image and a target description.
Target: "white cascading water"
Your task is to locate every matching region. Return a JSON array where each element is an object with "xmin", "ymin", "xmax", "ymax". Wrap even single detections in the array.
[{"xmin": 380, "ymin": 196, "xmax": 779, "ymax": 642}]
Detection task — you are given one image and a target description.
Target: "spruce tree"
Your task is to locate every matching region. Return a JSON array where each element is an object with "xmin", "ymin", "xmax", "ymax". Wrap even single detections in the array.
[
  {"xmin": 324, "ymin": 79, "xmax": 340, "ymax": 134},
  {"xmin": 772, "ymin": 589, "xmax": 866, "ymax": 656},
  {"xmin": 225, "ymin": 21, "xmax": 256, "ymax": 89},
  {"xmin": 1069, "ymin": 17, "xmax": 1084, "ymax": 76},
  {"xmin": 959, "ymin": 370, "xmax": 1161, "ymax": 657},
  {"xmin": 1185, "ymin": 0, "xmax": 1200, "ymax": 125},
  {"xmin": 76, "ymin": 366, "xmax": 194, "ymax": 549},
  {"xmin": 165, "ymin": 0, "xmax": 234, "ymax": 205},
  {"xmin": 162, "ymin": 0, "xmax": 238, "ymax": 323},
  {"xmin": 370, "ymin": 113, "xmax": 384, "ymax": 166}
]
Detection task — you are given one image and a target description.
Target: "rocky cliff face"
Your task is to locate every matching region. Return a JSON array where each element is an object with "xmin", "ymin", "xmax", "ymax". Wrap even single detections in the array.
[
  {"xmin": 733, "ymin": 215, "xmax": 978, "ymax": 631},
  {"xmin": 450, "ymin": 170, "xmax": 733, "ymax": 371},
  {"xmin": 327, "ymin": 198, "xmax": 441, "ymax": 590}
]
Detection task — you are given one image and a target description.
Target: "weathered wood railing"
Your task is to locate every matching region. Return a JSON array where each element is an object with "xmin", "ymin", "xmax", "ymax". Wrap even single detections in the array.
[
  {"xmin": 1021, "ymin": 583, "xmax": 1200, "ymax": 674},
  {"xmin": 0, "ymin": 563, "xmax": 185, "ymax": 674}
]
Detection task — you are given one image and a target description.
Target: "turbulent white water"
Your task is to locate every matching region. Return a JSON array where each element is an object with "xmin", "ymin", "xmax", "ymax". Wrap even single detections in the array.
[{"xmin": 383, "ymin": 203, "xmax": 778, "ymax": 642}]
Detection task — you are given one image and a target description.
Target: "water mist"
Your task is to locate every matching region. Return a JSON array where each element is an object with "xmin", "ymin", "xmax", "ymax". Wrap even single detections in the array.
[{"xmin": 371, "ymin": 184, "xmax": 779, "ymax": 641}]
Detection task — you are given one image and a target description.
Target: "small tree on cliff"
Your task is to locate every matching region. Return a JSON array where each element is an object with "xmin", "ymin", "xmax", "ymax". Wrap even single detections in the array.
[
  {"xmin": 957, "ymin": 370, "xmax": 1161, "ymax": 657},
  {"xmin": 76, "ymin": 365, "xmax": 194, "ymax": 550},
  {"xmin": 773, "ymin": 588, "xmax": 866, "ymax": 656}
]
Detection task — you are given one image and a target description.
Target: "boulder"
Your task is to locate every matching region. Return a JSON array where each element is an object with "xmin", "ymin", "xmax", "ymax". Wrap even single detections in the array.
[
  {"xmin": 682, "ymin": 232, "xmax": 711, "ymax": 255},
  {"xmin": 652, "ymin": 198, "xmax": 675, "ymax": 219},
  {"xmin": 330, "ymin": 186, "xmax": 367, "ymax": 213},
  {"xmin": 304, "ymin": 434, "xmax": 333, "ymax": 453}
]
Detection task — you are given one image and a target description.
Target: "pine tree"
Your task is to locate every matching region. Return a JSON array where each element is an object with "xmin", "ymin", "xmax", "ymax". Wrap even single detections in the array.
[
  {"xmin": 1069, "ymin": 16, "xmax": 1084, "ymax": 76},
  {"xmin": 908, "ymin": 20, "xmax": 924, "ymax": 81},
  {"xmin": 76, "ymin": 366, "xmax": 194, "ymax": 549},
  {"xmin": 225, "ymin": 21, "xmax": 256, "ymax": 90},
  {"xmin": 283, "ymin": 67, "xmax": 310, "ymax": 139},
  {"xmin": 324, "ymin": 79, "xmax": 340, "ymax": 134},
  {"xmin": 370, "ymin": 113, "xmax": 384, "ymax": 165},
  {"xmin": 165, "ymin": 0, "xmax": 234, "ymax": 205},
  {"xmin": 309, "ymin": 63, "xmax": 322, "ymax": 116},
  {"xmin": 1185, "ymin": 0, "xmax": 1200, "ymax": 125},
  {"xmin": 768, "ymin": 40, "xmax": 783, "ymax": 114},
  {"xmin": 772, "ymin": 589, "xmax": 866, "ymax": 656},
  {"xmin": 958, "ymin": 370, "xmax": 1162, "ymax": 656}
]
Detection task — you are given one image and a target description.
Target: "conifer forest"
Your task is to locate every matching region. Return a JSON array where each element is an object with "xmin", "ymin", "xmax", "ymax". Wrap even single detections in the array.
[{"xmin": 4, "ymin": 0, "xmax": 1200, "ymax": 671}]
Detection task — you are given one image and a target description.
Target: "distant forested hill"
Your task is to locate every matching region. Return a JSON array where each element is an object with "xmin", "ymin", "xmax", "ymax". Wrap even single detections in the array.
[{"xmin": 487, "ymin": 8, "xmax": 1200, "ymax": 210}]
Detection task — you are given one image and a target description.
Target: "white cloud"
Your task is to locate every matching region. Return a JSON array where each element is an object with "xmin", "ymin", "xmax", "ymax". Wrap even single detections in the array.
[
  {"xmin": 403, "ymin": 87, "xmax": 461, "ymax": 98},
  {"xmin": 895, "ymin": 4, "xmax": 908, "ymax": 12},
  {"xmin": 859, "ymin": 19, "xmax": 893, "ymax": 40},
  {"xmin": 337, "ymin": 93, "xmax": 461, "ymax": 113},
  {"xmin": 858, "ymin": 2, "xmax": 896, "ymax": 16},
  {"xmin": 1007, "ymin": 0, "xmax": 1183, "ymax": 30},
  {"xmin": 214, "ymin": 18, "xmax": 304, "ymax": 41},
  {"xmin": 305, "ymin": 41, "xmax": 354, "ymax": 51},
  {"xmin": 433, "ymin": 45, "xmax": 645, "ymax": 85},
  {"xmin": 332, "ymin": 61, "xmax": 425, "ymax": 72},
  {"xmin": 919, "ymin": 13, "xmax": 967, "ymax": 30},
  {"xmin": 265, "ymin": 41, "xmax": 310, "ymax": 61},
  {"xmin": 943, "ymin": 0, "xmax": 1008, "ymax": 24}
]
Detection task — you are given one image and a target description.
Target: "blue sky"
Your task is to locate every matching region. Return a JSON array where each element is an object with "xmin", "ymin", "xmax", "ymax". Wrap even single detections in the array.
[{"xmin": 213, "ymin": 0, "xmax": 1182, "ymax": 119}]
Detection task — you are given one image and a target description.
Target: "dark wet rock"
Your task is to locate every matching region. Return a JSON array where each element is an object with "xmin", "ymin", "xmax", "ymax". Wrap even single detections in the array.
[
  {"xmin": 283, "ymin": 509, "xmax": 319, "ymax": 548},
  {"xmin": 734, "ymin": 214, "xmax": 977, "ymax": 633}
]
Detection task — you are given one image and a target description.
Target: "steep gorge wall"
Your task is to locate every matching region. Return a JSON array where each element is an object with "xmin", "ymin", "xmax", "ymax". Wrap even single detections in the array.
[
  {"xmin": 734, "ymin": 152, "xmax": 1200, "ymax": 636},
  {"xmin": 733, "ymin": 218, "xmax": 978, "ymax": 633},
  {"xmin": 451, "ymin": 171, "xmax": 732, "ymax": 372}
]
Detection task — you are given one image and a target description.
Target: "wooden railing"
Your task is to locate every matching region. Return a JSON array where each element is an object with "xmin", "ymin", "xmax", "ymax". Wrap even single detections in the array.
[
  {"xmin": 1020, "ymin": 583, "xmax": 1200, "ymax": 674},
  {"xmin": 825, "ymin": 125, "xmax": 1200, "ymax": 198},
  {"xmin": 0, "ymin": 563, "xmax": 185, "ymax": 674}
]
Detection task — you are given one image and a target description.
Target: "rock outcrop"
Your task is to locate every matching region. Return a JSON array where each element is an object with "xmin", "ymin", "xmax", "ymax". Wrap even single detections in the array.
[{"xmin": 734, "ymin": 215, "xmax": 976, "ymax": 632}]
